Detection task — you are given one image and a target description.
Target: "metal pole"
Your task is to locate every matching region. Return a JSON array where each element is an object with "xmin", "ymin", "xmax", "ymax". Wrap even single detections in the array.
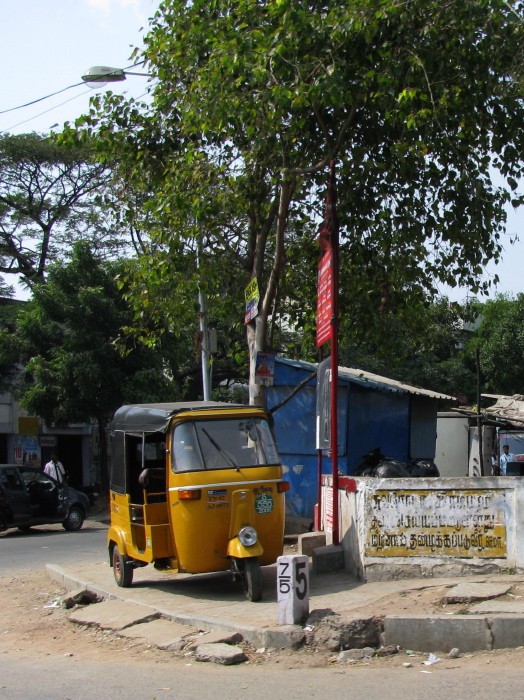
[
  {"xmin": 197, "ymin": 235, "xmax": 212, "ymax": 401},
  {"xmin": 476, "ymin": 347, "xmax": 484, "ymax": 476}
]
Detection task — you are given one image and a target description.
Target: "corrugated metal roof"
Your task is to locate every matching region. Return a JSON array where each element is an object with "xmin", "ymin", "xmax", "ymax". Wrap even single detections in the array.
[
  {"xmin": 482, "ymin": 395, "xmax": 524, "ymax": 427},
  {"xmin": 277, "ymin": 358, "xmax": 456, "ymax": 401}
]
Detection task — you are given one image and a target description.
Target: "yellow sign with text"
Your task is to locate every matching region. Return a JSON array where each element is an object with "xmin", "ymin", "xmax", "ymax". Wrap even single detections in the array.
[{"xmin": 365, "ymin": 489, "xmax": 507, "ymax": 558}]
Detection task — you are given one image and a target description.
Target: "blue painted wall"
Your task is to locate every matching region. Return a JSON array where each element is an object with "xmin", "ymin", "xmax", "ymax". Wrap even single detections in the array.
[
  {"xmin": 267, "ymin": 358, "xmax": 435, "ymax": 519},
  {"xmin": 346, "ymin": 384, "xmax": 410, "ymax": 470}
]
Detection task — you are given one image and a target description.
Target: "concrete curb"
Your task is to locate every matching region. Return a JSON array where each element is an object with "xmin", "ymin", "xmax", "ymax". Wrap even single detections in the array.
[
  {"xmin": 45, "ymin": 564, "xmax": 304, "ymax": 649},
  {"xmin": 46, "ymin": 564, "xmax": 524, "ymax": 653},
  {"xmin": 383, "ymin": 613, "xmax": 524, "ymax": 652},
  {"xmin": 383, "ymin": 615, "xmax": 491, "ymax": 653}
]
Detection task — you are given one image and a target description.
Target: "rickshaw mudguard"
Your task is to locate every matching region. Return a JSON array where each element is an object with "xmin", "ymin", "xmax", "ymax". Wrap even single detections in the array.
[
  {"xmin": 107, "ymin": 525, "xmax": 128, "ymax": 560},
  {"xmin": 227, "ymin": 537, "xmax": 264, "ymax": 559}
]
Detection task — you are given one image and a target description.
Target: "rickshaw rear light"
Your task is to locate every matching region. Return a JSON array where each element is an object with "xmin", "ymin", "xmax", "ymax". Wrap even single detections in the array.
[
  {"xmin": 277, "ymin": 481, "xmax": 290, "ymax": 493},
  {"xmin": 179, "ymin": 489, "xmax": 201, "ymax": 500}
]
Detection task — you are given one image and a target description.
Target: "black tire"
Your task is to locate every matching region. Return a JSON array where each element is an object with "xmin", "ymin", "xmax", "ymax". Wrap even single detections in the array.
[
  {"xmin": 112, "ymin": 544, "xmax": 134, "ymax": 587},
  {"xmin": 62, "ymin": 505, "xmax": 85, "ymax": 531},
  {"xmin": 240, "ymin": 557, "xmax": 263, "ymax": 602},
  {"xmin": 0, "ymin": 513, "xmax": 8, "ymax": 532}
]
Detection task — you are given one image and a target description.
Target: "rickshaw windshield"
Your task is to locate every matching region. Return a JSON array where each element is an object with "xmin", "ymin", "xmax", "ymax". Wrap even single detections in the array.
[{"xmin": 171, "ymin": 417, "xmax": 279, "ymax": 472}]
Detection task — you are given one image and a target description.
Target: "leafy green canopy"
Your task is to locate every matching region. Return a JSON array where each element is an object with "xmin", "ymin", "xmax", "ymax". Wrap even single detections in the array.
[
  {"xmin": 476, "ymin": 294, "xmax": 524, "ymax": 396},
  {"xmin": 16, "ymin": 243, "xmax": 178, "ymax": 428},
  {"xmin": 0, "ymin": 133, "xmax": 127, "ymax": 289},
  {"xmin": 338, "ymin": 296, "xmax": 477, "ymax": 402},
  {"xmin": 140, "ymin": 0, "xmax": 524, "ymax": 287},
  {"xmin": 69, "ymin": 0, "xmax": 524, "ymax": 385}
]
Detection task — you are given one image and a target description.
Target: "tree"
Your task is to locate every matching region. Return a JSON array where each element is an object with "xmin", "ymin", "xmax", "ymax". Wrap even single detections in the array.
[
  {"xmin": 0, "ymin": 133, "xmax": 125, "ymax": 289},
  {"xmin": 475, "ymin": 294, "xmax": 524, "ymax": 396},
  {"xmin": 15, "ymin": 243, "xmax": 180, "ymax": 488},
  {"xmin": 71, "ymin": 0, "xmax": 524, "ymax": 405}
]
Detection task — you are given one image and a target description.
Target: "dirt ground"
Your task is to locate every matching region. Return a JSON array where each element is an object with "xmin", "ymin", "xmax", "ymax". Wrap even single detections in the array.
[
  {"xmin": 336, "ymin": 580, "xmax": 524, "ymax": 618},
  {"xmin": 4, "ymin": 569, "xmax": 524, "ymax": 674}
]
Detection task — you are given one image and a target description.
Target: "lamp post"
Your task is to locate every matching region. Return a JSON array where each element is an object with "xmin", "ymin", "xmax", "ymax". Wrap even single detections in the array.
[
  {"xmin": 81, "ymin": 65, "xmax": 151, "ymax": 89},
  {"xmin": 81, "ymin": 64, "xmax": 214, "ymax": 400}
]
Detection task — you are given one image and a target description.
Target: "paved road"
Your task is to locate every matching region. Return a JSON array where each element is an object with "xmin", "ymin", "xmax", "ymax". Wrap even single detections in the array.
[
  {"xmin": 2, "ymin": 524, "xmax": 524, "ymax": 699},
  {"xmin": 0, "ymin": 520, "xmax": 107, "ymax": 572},
  {"xmin": 0, "ymin": 655, "xmax": 523, "ymax": 700}
]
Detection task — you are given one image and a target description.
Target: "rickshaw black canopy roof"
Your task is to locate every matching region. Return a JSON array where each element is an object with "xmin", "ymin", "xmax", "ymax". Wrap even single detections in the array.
[{"xmin": 113, "ymin": 402, "xmax": 249, "ymax": 434}]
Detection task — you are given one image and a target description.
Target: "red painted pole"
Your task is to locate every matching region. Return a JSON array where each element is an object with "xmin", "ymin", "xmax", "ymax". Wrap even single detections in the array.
[
  {"xmin": 329, "ymin": 161, "xmax": 339, "ymax": 545},
  {"xmin": 315, "ymin": 345, "xmax": 324, "ymax": 532}
]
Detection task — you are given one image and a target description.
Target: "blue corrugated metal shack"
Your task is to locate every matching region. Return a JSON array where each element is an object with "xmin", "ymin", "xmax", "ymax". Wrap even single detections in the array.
[{"xmin": 266, "ymin": 358, "xmax": 454, "ymax": 519}]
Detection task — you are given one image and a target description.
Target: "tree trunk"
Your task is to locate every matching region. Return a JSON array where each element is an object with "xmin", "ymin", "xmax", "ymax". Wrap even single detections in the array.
[
  {"xmin": 247, "ymin": 177, "xmax": 295, "ymax": 406},
  {"xmin": 248, "ymin": 316, "xmax": 267, "ymax": 407}
]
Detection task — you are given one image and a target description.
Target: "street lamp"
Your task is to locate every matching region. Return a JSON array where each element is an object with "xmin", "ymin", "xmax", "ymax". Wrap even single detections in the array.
[{"xmin": 81, "ymin": 65, "xmax": 151, "ymax": 89}]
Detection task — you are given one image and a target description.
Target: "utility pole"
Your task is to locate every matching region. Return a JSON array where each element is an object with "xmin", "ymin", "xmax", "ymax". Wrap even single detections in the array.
[{"xmin": 198, "ymin": 234, "xmax": 212, "ymax": 401}]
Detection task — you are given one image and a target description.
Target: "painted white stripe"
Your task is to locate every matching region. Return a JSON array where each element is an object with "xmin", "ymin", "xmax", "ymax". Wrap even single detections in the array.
[{"xmin": 169, "ymin": 478, "xmax": 281, "ymax": 492}]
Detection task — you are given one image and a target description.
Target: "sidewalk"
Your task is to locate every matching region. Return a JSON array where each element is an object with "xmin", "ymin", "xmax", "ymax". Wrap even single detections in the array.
[{"xmin": 46, "ymin": 549, "xmax": 524, "ymax": 654}]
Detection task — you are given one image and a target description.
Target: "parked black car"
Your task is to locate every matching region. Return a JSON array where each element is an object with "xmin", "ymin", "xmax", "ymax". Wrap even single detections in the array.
[{"xmin": 0, "ymin": 464, "xmax": 90, "ymax": 532}]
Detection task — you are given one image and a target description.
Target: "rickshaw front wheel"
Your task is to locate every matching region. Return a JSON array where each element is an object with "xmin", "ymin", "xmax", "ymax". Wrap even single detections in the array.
[
  {"xmin": 239, "ymin": 557, "xmax": 263, "ymax": 602},
  {"xmin": 112, "ymin": 544, "xmax": 134, "ymax": 587}
]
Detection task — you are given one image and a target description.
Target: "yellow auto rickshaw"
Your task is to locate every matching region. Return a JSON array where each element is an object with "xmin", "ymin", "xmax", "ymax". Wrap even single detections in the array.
[{"xmin": 107, "ymin": 401, "xmax": 288, "ymax": 601}]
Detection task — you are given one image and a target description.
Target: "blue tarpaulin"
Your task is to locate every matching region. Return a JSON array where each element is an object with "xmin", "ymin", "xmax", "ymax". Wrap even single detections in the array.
[{"xmin": 267, "ymin": 358, "xmax": 448, "ymax": 519}]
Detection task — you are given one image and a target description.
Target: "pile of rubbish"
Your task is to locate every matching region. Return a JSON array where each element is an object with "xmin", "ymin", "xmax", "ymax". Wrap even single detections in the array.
[{"xmin": 354, "ymin": 447, "xmax": 440, "ymax": 478}]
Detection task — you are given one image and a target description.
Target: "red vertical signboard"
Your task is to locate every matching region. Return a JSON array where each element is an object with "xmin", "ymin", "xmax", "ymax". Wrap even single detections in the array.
[{"xmin": 316, "ymin": 249, "xmax": 333, "ymax": 348}]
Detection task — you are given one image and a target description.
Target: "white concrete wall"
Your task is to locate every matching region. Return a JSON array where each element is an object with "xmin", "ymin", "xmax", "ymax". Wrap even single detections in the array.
[
  {"xmin": 435, "ymin": 413, "xmax": 469, "ymax": 477},
  {"xmin": 322, "ymin": 476, "xmax": 524, "ymax": 582}
]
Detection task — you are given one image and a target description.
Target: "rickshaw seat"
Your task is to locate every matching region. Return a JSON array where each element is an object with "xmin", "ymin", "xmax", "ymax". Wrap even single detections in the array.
[{"xmin": 145, "ymin": 491, "xmax": 166, "ymax": 504}]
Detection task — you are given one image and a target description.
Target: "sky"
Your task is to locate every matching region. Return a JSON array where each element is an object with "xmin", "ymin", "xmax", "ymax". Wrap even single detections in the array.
[
  {"xmin": 1, "ymin": 0, "xmax": 524, "ymax": 304},
  {"xmin": 0, "ymin": 0, "xmax": 159, "ymax": 135},
  {"xmin": 0, "ymin": 0, "xmax": 160, "ymax": 299}
]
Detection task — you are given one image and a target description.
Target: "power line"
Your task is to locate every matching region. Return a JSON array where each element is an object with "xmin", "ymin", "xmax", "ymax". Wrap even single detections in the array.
[
  {"xmin": 0, "ymin": 82, "xmax": 84, "ymax": 115},
  {"xmin": 0, "ymin": 89, "xmax": 93, "ymax": 135},
  {"xmin": 1, "ymin": 87, "xmax": 152, "ymax": 135}
]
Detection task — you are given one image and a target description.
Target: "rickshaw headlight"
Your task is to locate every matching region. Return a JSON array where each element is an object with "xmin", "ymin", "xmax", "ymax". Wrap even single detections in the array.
[{"xmin": 238, "ymin": 526, "xmax": 258, "ymax": 547}]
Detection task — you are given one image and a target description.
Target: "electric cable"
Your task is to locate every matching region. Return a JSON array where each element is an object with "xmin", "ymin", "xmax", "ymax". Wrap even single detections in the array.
[
  {"xmin": 0, "ymin": 88, "xmax": 92, "ymax": 134},
  {"xmin": 0, "ymin": 82, "xmax": 84, "ymax": 115}
]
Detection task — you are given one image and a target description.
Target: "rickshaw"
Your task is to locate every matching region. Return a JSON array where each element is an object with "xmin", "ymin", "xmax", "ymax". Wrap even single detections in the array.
[{"xmin": 107, "ymin": 401, "xmax": 288, "ymax": 601}]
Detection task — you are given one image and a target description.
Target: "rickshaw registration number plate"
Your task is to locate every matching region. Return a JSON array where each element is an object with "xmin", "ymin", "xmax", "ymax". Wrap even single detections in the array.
[{"xmin": 206, "ymin": 489, "xmax": 229, "ymax": 509}]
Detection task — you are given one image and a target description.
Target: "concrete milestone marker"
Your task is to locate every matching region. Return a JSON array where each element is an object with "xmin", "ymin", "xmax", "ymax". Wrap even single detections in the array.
[{"xmin": 277, "ymin": 554, "xmax": 309, "ymax": 625}]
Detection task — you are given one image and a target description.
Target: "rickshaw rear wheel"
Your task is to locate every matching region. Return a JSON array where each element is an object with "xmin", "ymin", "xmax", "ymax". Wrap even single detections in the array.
[
  {"xmin": 112, "ymin": 543, "xmax": 134, "ymax": 587},
  {"xmin": 239, "ymin": 557, "xmax": 263, "ymax": 602}
]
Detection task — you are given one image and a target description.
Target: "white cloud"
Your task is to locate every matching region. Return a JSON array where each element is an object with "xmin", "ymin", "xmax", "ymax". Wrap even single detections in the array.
[
  {"xmin": 83, "ymin": 0, "xmax": 141, "ymax": 16},
  {"xmin": 82, "ymin": 0, "xmax": 150, "ymax": 35}
]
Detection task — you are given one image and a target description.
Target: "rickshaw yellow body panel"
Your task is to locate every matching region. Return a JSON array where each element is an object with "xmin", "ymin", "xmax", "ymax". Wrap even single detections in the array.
[
  {"xmin": 108, "ymin": 404, "xmax": 285, "ymax": 576},
  {"xmin": 227, "ymin": 537, "xmax": 264, "ymax": 559},
  {"xmin": 108, "ymin": 491, "xmax": 176, "ymax": 564},
  {"xmin": 167, "ymin": 463, "xmax": 284, "ymax": 573}
]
